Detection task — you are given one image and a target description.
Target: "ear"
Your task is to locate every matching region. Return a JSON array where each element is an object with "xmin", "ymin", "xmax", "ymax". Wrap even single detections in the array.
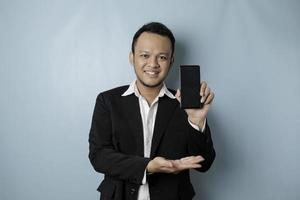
[
  {"xmin": 129, "ymin": 52, "xmax": 134, "ymax": 65},
  {"xmin": 170, "ymin": 56, "xmax": 174, "ymax": 66}
]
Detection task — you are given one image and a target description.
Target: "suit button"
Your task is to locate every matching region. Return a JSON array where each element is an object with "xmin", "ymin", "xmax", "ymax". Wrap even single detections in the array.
[{"xmin": 130, "ymin": 188, "xmax": 136, "ymax": 195}]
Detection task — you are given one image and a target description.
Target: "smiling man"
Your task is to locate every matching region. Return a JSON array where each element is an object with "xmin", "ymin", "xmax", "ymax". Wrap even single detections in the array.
[{"xmin": 89, "ymin": 22, "xmax": 216, "ymax": 200}]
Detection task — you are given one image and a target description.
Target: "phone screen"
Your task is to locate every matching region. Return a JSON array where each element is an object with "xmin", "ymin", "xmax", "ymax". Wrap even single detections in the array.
[{"xmin": 180, "ymin": 65, "xmax": 202, "ymax": 109}]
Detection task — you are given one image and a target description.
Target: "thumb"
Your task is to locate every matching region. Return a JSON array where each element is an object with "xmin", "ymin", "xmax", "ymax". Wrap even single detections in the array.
[
  {"xmin": 175, "ymin": 89, "xmax": 181, "ymax": 102},
  {"xmin": 160, "ymin": 159, "xmax": 173, "ymax": 168}
]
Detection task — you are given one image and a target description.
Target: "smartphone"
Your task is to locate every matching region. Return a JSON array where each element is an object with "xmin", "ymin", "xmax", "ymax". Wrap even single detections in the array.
[{"xmin": 180, "ymin": 65, "xmax": 202, "ymax": 109}]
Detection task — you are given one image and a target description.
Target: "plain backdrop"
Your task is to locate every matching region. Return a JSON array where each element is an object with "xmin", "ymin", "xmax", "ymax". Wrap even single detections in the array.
[{"xmin": 1, "ymin": 0, "xmax": 299, "ymax": 199}]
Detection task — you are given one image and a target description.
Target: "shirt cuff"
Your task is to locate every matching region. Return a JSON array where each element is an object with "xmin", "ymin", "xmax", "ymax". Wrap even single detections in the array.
[
  {"xmin": 188, "ymin": 118, "xmax": 206, "ymax": 133},
  {"xmin": 142, "ymin": 169, "xmax": 147, "ymax": 184}
]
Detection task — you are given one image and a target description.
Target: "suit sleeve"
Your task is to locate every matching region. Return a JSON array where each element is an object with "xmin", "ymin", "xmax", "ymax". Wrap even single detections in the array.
[
  {"xmin": 187, "ymin": 120, "xmax": 216, "ymax": 172},
  {"xmin": 88, "ymin": 93, "xmax": 150, "ymax": 185}
]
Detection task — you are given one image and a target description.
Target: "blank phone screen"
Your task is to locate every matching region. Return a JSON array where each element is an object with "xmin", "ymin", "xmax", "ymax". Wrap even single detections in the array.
[{"xmin": 180, "ymin": 65, "xmax": 202, "ymax": 109}]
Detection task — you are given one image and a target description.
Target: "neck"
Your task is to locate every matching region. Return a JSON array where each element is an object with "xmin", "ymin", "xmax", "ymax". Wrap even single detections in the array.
[{"xmin": 136, "ymin": 81, "xmax": 163, "ymax": 105}]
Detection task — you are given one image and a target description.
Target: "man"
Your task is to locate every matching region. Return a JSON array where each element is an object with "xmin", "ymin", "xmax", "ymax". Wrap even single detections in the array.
[{"xmin": 89, "ymin": 22, "xmax": 215, "ymax": 200}]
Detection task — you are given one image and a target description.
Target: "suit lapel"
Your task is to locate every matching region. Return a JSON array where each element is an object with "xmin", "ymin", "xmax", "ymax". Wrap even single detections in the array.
[
  {"xmin": 150, "ymin": 96, "xmax": 178, "ymax": 158},
  {"xmin": 121, "ymin": 95, "xmax": 144, "ymax": 157}
]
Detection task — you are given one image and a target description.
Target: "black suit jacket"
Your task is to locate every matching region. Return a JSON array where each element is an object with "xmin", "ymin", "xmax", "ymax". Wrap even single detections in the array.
[{"xmin": 89, "ymin": 86, "xmax": 215, "ymax": 200}]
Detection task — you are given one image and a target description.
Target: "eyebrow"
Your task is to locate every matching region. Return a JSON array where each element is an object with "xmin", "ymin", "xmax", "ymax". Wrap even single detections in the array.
[
  {"xmin": 137, "ymin": 50, "xmax": 170, "ymax": 55},
  {"xmin": 138, "ymin": 50, "xmax": 150, "ymax": 54}
]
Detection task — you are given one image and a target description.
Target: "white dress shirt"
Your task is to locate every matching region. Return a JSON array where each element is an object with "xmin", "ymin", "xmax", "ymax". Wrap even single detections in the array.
[{"xmin": 122, "ymin": 80, "xmax": 205, "ymax": 200}]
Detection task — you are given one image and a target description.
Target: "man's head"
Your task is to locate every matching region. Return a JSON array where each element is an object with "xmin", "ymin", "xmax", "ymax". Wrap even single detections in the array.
[
  {"xmin": 131, "ymin": 22, "xmax": 175, "ymax": 58},
  {"xmin": 130, "ymin": 22, "xmax": 176, "ymax": 89}
]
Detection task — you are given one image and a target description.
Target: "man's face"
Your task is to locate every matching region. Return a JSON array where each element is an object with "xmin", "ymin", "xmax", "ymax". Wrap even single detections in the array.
[{"xmin": 130, "ymin": 32, "xmax": 173, "ymax": 89}]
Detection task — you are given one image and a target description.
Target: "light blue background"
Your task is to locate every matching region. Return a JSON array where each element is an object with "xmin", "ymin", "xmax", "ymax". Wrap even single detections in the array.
[{"xmin": 1, "ymin": 0, "xmax": 299, "ymax": 199}]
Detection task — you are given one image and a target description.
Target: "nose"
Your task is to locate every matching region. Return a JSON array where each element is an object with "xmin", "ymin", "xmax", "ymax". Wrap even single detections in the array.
[{"xmin": 148, "ymin": 56, "xmax": 159, "ymax": 68}]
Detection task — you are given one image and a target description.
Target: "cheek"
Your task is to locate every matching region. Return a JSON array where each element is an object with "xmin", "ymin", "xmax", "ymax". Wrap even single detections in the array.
[
  {"xmin": 135, "ymin": 59, "xmax": 147, "ymax": 68},
  {"xmin": 160, "ymin": 64, "xmax": 171, "ymax": 73}
]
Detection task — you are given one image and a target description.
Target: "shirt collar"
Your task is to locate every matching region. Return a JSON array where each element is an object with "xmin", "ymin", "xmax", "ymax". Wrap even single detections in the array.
[{"xmin": 121, "ymin": 80, "xmax": 175, "ymax": 99}]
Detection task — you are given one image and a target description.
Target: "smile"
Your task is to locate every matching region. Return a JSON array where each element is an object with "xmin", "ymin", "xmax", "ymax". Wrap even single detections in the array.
[{"xmin": 145, "ymin": 71, "xmax": 159, "ymax": 75}]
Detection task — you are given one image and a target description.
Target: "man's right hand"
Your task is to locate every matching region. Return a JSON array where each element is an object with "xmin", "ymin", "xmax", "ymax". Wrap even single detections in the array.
[{"xmin": 146, "ymin": 156, "xmax": 204, "ymax": 174}]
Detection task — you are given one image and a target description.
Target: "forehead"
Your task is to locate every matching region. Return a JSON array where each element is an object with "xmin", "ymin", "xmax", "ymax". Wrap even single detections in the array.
[{"xmin": 135, "ymin": 32, "xmax": 172, "ymax": 53}]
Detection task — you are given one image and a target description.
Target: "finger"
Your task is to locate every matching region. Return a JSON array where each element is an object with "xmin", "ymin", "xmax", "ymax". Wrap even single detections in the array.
[
  {"xmin": 170, "ymin": 160, "xmax": 186, "ymax": 169},
  {"xmin": 188, "ymin": 164, "xmax": 202, "ymax": 169},
  {"xmin": 200, "ymin": 81, "xmax": 207, "ymax": 96},
  {"xmin": 180, "ymin": 156, "xmax": 198, "ymax": 162},
  {"xmin": 180, "ymin": 156, "xmax": 193, "ymax": 161},
  {"xmin": 180, "ymin": 155, "xmax": 204, "ymax": 163},
  {"xmin": 204, "ymin": 87, "xmax": 210, "ymax": 99},
  {"xmin": 204, "ymin": 92, "xmax": 215, "ymax": 105},
  {"xmin": 180, "ymin": 157, "xmax": 196, "ymax": 164},
  {"xmin": 183, "ymin": 163, "xmax": 202, "ymax": 168},
  {"xmin": 182, "ymin": 157, "xmax": 205, "ymax": 165},
  {"xmin": 172, "ymin": 161, "xmax": 202, "ymax": 170},
  {"xmin": 173, "ymin": 158, "xmax": 204, "ymax": 170},
  {"xmin": 175, "ymin": 89, "xmax": 181, "ymax": 102},
  {"xmin": 201, "ymin": 87, "xmax": 210, "ymax": 103},
  {"xmin": 192, "ymin": 156, "xmax": 205, "ymax": 163}
]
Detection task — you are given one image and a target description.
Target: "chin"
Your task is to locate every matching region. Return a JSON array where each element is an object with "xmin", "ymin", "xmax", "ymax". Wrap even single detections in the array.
[{"xmin": 141, "ymin": 80, "xmax": 163, "ymax": 88}]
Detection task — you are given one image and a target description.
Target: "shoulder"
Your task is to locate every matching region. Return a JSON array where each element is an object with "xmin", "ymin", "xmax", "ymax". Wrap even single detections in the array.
[
  {"xmin": 94, "ymin": 85, "xmax": 129, "ymax": 107},
  {"xmin": 96, "ymin": 85, "xmax": 129, "ymax": 100},
  {"xmin": 102, "ymin": 85, "xmax": 129, "ymax": 96},
  {"xmin": 167, "ymin": 88, "xmax": 176, "ymax": 95}
]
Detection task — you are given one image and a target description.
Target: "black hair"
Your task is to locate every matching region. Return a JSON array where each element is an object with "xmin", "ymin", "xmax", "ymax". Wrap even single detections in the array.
[{"xmin": 131, "ymin": 22, "xmax": 175, "ymax": 57}]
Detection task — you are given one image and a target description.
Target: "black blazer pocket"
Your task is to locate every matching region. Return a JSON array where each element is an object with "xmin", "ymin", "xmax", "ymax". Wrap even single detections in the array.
[
  {"xmin": 97, "ymin": 179, "xmax": 116, "ymax": 199},
  {"xmin": 179, "ymin": 183, "xmax": 195, "ymax": 200}
]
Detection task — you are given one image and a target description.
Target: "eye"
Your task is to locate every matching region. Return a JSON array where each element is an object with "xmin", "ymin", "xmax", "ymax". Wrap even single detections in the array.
[
  {"xmin": 159, "ymin": 55, "xmax": 168, "ymax": 60},
  {"xmin": 140, "ymin": 54, "xmax": 149, "ymax": 59}
]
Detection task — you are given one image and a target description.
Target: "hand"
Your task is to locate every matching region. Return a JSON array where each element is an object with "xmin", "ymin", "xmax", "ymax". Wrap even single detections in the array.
[
  {"xmin": 175, "ymin": 81, "xmax": 215, "ymax": 128},
  {"xmin": 146, "ymin": 156, "xmax": 204, "ymax": 174}
]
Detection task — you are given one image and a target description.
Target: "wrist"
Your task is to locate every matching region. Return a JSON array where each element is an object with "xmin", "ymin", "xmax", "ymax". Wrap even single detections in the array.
[
  {"xmin": 188, "ymin": 117, "xmax": 205, "ymax": 128},
  {"xmin": 146, "ymin": 160, "xmax": 155, "ymax": 173}
]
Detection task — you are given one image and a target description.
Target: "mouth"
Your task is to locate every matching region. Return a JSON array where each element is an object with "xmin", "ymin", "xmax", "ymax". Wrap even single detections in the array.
[{"xmin": 144, "ymin": 70, "xmax": 160, "ymax": 77}]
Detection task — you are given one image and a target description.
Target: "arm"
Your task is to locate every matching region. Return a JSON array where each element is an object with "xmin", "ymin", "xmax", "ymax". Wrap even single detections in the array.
[
  {"xmin": 173, "ymin": 81, "xmax": 216, "ymax": 172},
  {"xmin": 88, "ymin": 93, "xmax": 150, "ymax": 185},
  {"xmin": 187, "ymin": 121, "xmax": 216, "ymax": 172}
]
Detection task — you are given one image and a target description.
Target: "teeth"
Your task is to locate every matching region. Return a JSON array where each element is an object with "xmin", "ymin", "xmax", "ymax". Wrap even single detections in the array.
[{"xmin": 145, "ymin": 71, "xmax": 158, "ymax": 75}]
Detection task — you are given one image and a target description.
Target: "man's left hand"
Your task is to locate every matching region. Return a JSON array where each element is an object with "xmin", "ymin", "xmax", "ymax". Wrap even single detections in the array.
[{"xmin": 175, "ymin": 81, "xmax": 215, "ymax": 128}]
